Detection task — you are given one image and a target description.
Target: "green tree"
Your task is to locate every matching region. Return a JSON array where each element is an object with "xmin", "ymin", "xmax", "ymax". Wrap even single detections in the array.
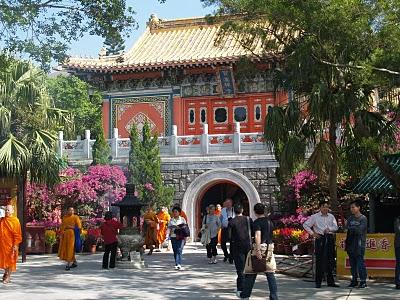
[
  {"xmin": 103, "ymin": 30, "xmax": 126, "ymax": 56},
  {"xmin": 47, "ymin": 75, "xmax": 102, "ymax": 139},
  {"xmin": 0, "ymin": 58, "xmax": 71, "ymax": 184},
  {"xmin": 0, "ymin": 0, "xmax": 137, "ymax": 68},
  {"xmin": 92, "ymin": 121, "xmax": 111, "ymax": 165},
  {"xmin": 129, "ymin": 123, "xmax": 174, "ymax": 208},
  {"xmin": 203, "ymin": 0, "xmax": 400, "ymax": 207}
]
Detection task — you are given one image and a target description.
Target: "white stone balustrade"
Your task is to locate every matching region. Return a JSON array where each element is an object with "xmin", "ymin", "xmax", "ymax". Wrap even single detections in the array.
[{"xmin": 57, "ymin": 122, "xmax": 272, "ymax": 162}]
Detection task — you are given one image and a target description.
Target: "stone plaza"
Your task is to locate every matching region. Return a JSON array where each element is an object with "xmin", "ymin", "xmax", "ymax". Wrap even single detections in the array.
[{"xmin": 0, "ymin": 244, "xmax": 397, "ymax": 300}]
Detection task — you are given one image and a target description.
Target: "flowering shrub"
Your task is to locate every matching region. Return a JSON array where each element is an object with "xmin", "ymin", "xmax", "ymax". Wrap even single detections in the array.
[
  {"xmin": 87, "ymin": 228, "xmax": 102, "ymax": 245},
  {"xmin": 287, "ymin": 170, "xmax": 318, "ymax": 201},
  {"xmin": 44, "ymin": 229, "xmax": 57, "ymax": 246},
  {"xmin": 279, "ymin": 214, "xmax": 309, "ymax": 229},
  {"xmin": 273, "ymin": 228, "xmax": 310, "ymax": 245}
]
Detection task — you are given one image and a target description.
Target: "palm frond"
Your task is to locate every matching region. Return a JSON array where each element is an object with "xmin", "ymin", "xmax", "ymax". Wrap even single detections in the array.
[
  {"xmin": 0, "ymin": 105, "xmax": 11, "ymax": 135},
  {"xmin": 308, "ymin": 140, "xmax": 332, "ymax": 182},
  {"xmin": 279, "ymin": 135, "xmax": 307, "ymax": 175},
  {"xmin": 0, "ymin": 134, "xmax": 30, "ymax": 176}
]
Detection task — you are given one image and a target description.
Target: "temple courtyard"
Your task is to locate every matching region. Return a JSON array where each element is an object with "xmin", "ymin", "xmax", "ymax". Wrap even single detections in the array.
[{"xmin": 0, "ymin": 244, "xmax": 397, "ymax": 300}]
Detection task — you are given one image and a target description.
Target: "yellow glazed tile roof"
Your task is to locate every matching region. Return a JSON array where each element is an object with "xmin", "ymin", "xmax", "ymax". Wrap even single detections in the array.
[{"xmin": 63, "ymin": 15, "xmax": 265, "ymax": 72}]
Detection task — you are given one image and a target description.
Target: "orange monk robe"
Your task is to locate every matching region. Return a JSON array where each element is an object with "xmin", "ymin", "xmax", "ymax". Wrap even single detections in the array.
[
  {"xmin": 214, "ymin": 209, "xmax": 222, "ymax": 244},
  {"xmin": 143, "ymin": 211, "xmax": 159, "ymax": 247},
  {"xmin": 180, "ymin": 210, "xmax": 188, "ymax": 223},
  {"xmin": 157, "ymin": 211, "xmax": 171, "ymax": 245},
  {"xmin": 0, "ymin": 216, "xmax": 22, "ymax": 272},
  {"xmin": 58, "ymin": 215, "xmax": 82, "ymax": 263}
]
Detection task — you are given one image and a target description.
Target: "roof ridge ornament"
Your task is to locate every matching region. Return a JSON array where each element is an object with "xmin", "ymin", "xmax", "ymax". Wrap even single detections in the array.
[
  {"xmin": 148, "ymin": 14, "xmax": 163, "ymax": 31},
  {"xmin": 99, "ymin": 47, "xmax": 107, "ymax": 59}
]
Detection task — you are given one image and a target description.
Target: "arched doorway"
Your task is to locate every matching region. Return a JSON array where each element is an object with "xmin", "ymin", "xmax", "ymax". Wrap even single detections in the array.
[
  {"xmin": 182, "ymin": 168, "xmax": 261, "ymax": 239},
  {"xmin": 197, "ymin": 181, "xmax": 249, "ymax": 232}
]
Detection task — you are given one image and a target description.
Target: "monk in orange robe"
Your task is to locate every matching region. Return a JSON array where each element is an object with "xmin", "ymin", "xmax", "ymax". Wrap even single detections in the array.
[
  {"xmin": 143, "ymin": 206, "xmax": 159, "ymax": 255},
  {"xmin": 215, "ymin": 204, "xmax": 222, "ymax": 244},
  {"xmin": 0, "ymin": 204, "xmax": 22, "ymax": 284},
  {"xmin": 58, "ymin": 207, "xmax": 82, "ymax": 270},
  {"xmin": 156, "ymin": 207, "xmax": 171, "ymax": 251}
]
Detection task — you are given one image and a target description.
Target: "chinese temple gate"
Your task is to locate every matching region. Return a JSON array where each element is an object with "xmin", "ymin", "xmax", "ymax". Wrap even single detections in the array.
[{"xmin": 62, "ymin": 15, "xmax": 288, "ymax": 138}]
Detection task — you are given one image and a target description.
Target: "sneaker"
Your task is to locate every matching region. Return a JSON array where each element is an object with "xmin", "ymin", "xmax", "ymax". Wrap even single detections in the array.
[
  {"xmin": 177, "ymin": 265, "xmax": 182, "ymax": 270},
  {"xmin": 208, "ymin": 259, "xmax": 213, "ymax": 264},
  {"xmin": 212, "ymin": 259, "xmax": 217, "ymax": 264},
  {"xmin": 358, "ymin": 282, "xmax": 367, "ymax": 289},
  {"xmin": 174, "ymin": 265, "xmax": 179, "ymax": 270},
  {"xmin": 235, "ymin": 291, "xmax": 242, "ymax": 298},
  {"xmin": 154, "ymin": 249, "xmax": 161, "ymax": 253},
  {"xmin": 348, "ymin": 281, "xmax": 358, "ymax": 288}
]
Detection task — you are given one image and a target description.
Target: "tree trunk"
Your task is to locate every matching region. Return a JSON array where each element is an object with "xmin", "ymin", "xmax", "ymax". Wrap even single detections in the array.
[
  {"xmin": 328, "ymin": 123, "xmax": 339, "ymax": 211},
  {"xmin": 372, "ymin": 153, "xmax": 400, "ymax": 194}
]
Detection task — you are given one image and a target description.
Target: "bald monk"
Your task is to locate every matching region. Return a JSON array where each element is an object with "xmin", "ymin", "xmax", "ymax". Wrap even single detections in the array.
[
  {"xmin": 58, "ymin": 207, "xmax": 82, "ymax": 271},
  {"xmin": 156, "ymin": 207, "xmax": 171, "ymax": 252},
  {"xmin": 0, "ymin": 204, "xmax": 22, "ymax": 284},
  {"xmin": 143, "ymin": 206, "xmax": 159, "ymax": 255}
]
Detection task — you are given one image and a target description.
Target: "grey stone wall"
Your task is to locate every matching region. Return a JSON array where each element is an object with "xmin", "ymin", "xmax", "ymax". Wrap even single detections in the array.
[{"xmin": 161, "ymin": 166, "xmax": 280, "ymax": 212}]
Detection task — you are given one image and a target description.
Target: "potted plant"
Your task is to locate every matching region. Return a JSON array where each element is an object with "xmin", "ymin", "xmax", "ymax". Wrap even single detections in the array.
[
  {"xmin": 44, "ymin": 229, "xmax": 57, "ymax": 254},
  {"xmin": 87, "ymin": 228, "xmax": 101, "ymax": 253}
]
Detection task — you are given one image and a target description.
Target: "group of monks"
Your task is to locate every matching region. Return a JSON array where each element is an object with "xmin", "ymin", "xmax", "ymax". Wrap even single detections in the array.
[{"xmin": 143, "ymin": 204, "xmax": 188, "ymax": 255}]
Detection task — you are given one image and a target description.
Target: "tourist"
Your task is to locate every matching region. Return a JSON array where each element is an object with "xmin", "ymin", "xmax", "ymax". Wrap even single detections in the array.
[
  {"xmin": 229, "ymin": 204, "xmax": 253, "ymax": 296},
  {"xmin": 394, "ymin": 216, "xmax": 400, "ymax": 289},
  {"xmin": 205, "ymin": 204, "xmax": 221, "ymax": 264},
  {"xmin": 215, "ymin": 204, "xmax": 222, "ymax": 245},
  {"xmin": 143, "ymin": 206, "xmax": 159, "ymax": 255},
  {"xmin": 220, "ymin": 198, "xmax": 235, "ymax": 263},
  {"xmin": 303, "ymin": 199, "xmax": 339, "ymax": 288},
  {"xmin": 167, "ymin": 206, "xmax": 187, "ymax": 270},
  {"xmin": 156, "ymin": 207, "xmax": 171, "ymax": 252},
  {"xmin": 239, "ymin": 203, "xmax": 278, "ymax": 300},
  {"xmin": 100, "ymin": 211, "xmax": 123, "ymax": 269},
  {"xmin": 58, "ymin": 207, "xmax": 82, "ymax": 271},
  {"xmin": 0, "ymin": 204, "xmax": 22, "ymax": 284},
  {"xmin": 345, "ymin": 200, "xmax": 368, "ymax": 288}
]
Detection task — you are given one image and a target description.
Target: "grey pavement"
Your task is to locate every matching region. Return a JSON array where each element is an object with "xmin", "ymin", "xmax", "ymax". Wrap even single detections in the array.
[{"xmin": 0, "ymin": 243, "xmax": 398, "ymax": 300}]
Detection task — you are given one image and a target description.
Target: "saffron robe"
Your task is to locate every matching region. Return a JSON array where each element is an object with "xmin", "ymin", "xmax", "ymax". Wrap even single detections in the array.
[
  {"xmin": 180, "ymin": 210, "xmax": 188, "ymax": 223},
  {"xmin": 157, "ymin": 211, "xmax": 171, "ymax": 244},
  {"xmin": 0, "ymin": 216, "xmax": 22, "ymax": 271},
  {"xmin": 144, "ymin": 211, "xmax": 159, "ymax": 247},
  {"xmin": 58, "ymin": 215, "xmax": 82, "ymax": 263}
]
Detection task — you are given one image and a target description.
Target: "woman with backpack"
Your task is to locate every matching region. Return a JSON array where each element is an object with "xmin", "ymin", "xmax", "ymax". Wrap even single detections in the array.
[{"xmin": 167, "ymin": 206, "xmax": 187, "ymax": 270}]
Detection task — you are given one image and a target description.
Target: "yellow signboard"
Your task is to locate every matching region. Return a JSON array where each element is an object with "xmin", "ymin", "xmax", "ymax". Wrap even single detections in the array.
[{"xmin": 336, "ymin": 233, "xmax": 396, "ymax": 278}]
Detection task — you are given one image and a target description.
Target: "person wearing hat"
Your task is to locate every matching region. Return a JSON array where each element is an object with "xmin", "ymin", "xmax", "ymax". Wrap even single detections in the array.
[
  {"xmin": 303, "ymin": 199, "xmax": 339, "ymax": 288},
  {"xmin": 100, "ymin": 211, "xmax": 123, "ymax": 269}
]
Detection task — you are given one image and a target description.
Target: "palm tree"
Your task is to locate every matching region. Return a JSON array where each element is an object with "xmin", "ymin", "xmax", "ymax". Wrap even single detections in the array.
[{"xmin": 0, "ymin": 59, "xmax": 71, "ymax": 184}]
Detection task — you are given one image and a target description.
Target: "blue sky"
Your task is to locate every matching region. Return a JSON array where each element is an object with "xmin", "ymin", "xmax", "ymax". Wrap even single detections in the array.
[{"xmin": 68, "ymin": 0, "xmax": 215, "ymax": 57}]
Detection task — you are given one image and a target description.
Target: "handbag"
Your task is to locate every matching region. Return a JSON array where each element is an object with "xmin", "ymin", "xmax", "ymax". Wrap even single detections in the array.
[{"xmin": 244, "ymin": 218, "xmax": 276, "ymax": 274}]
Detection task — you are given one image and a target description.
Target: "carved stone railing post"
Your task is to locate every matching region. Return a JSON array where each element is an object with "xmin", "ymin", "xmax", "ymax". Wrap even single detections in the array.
[
  {"xmin": 58, "ymin": 131, "xmax": 64, "ymax": 157},
  {"xmin": 83, "ymin": 130, "xmax": 91, "ymax": 159},
  {"xmin": 233, "ymin": 122, "xmax": 241, "ymax": 153},
  {"xmin": 201, "ymin": 123, "xmax": 209, "ymax": 155},
  {"xmin": 111, "ymin": 128, "xmax": 119, "ymax": 159},
  {"xmin": 170, "ymin": 125, "xmax": 178, "ymax": 156}
]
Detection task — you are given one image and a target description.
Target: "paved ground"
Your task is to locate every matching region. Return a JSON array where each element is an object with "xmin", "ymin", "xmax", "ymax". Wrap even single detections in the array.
[{"xmin": 0, "ymin": 243, "xmax": 398, "ymax": 300}]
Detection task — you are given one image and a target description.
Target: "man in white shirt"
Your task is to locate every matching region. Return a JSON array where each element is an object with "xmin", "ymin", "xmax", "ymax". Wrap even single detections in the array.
[
  {"xmin": 220, "ymin": 198, "xmax": 235, "ymax": 263},
  {"xmin": 303, "ymin": 199, "xmax": 339, "ymax": 288}
]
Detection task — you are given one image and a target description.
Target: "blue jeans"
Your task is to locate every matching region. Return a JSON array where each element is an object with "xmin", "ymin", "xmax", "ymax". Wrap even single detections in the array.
[
  {"xmin": 348, "ymin": 248, "xmax": 367, "ymax": 283},
  {"xmin": 395, "ymin": 247, "xmax": 400, "ymax": 285},
  {"xmin": 171, "ymin": 238, "xmax": 184, "ymax": 266},
  {"xmin": 240, "ymin": 272, "xmax": 278, "ymax": 299}
]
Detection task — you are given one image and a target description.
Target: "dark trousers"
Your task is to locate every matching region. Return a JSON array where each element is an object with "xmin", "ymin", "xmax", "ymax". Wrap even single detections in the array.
[
  {"xmin": 314, "ymin": 234, "xmax": 336, "ymax": 285},
  {"xmin": 220, "ymin": 227, "xmax": 230, "ymax": 258},
  {"xmin": 232, "ymin": 247, "xmax": 248, "ymax": 292},
  {"xmin": 241, "ymin": 272, "xmax": 278, "ymax": 300},
  {"xmin": 171, "ymin": 237, "xmax": 184, "ymax": 266},
  {"xmin": 348, "ymin": 248, "xmax": 367, "ymax": 284},
  {"xmin": 206, "ymin": 237, "xmax": 218, "ymax": 258},
  {"xmin": 102, "ymin": 242, "xmax": 118, "ymax": 269},
  {"xmin": 395, "ymin": 247, "xmax": 400, "ymax": 285}
]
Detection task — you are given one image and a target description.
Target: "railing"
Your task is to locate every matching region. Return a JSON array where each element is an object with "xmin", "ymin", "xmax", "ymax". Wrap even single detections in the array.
[{"xmin": 57, "ymin": 123, "xmax": 273, "ymax": 161}]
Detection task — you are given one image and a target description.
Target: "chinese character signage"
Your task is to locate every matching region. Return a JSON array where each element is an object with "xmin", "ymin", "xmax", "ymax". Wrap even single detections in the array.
[
  {"xmin": 336, "ymin": 233, "xmax": 395, "ymax": 278},
  {"xmin": 218, "ymin": 69, "xmax": 235, "ymax": 96}
]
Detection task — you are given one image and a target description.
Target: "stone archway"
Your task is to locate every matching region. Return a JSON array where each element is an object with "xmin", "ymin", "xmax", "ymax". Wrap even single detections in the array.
[{"xmin": 181, "ymin": 168, "xmax": 261, "ymax": 239}]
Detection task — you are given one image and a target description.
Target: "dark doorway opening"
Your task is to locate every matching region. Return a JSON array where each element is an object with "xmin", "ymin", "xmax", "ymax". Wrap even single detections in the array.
[{"xmin": 196, "ymin": 181, "xmax": 249, "ymax": 232}]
